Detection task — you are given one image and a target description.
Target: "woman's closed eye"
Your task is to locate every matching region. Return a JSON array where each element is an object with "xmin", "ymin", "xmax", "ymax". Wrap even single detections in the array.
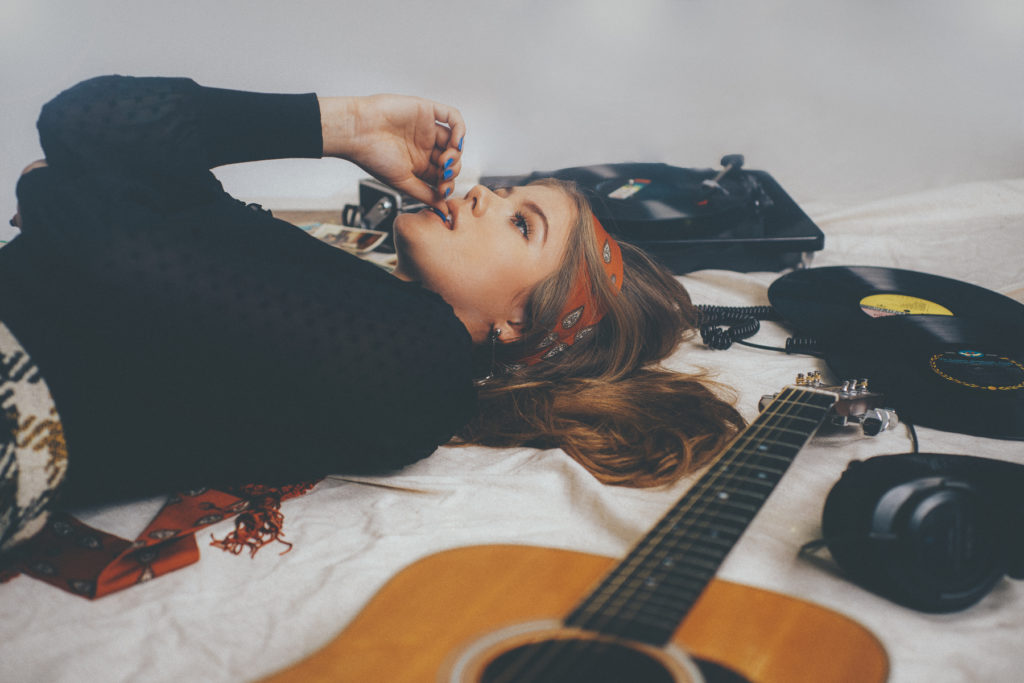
[{"xmin": 512, "ymin": 211, "xmax": 532, "ymax": 240}]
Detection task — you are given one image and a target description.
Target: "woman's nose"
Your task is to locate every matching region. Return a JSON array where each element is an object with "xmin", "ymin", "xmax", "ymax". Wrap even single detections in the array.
[{"xmin": 464, "ymin": 185, "xmax": 496, "ymax": 217}]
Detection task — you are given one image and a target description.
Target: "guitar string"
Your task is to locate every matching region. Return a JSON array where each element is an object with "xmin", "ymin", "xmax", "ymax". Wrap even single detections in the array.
[
  {"xmin": 573, "ymin": 391, "xmax": 834, "ymax": 677},
  {"xmin": 487, "ymin": 388, "xmax": 834, "ymax": 683},
  {"xmin": 580, "ymin": 389, "xmax": 829, "ymax": 632},
  {"xmin": 604, "ymin": 399, "xmax": 830, "ymax": 624},
  {"xmin": 487, "ymin": 389, "xmax": 815, "ymax": 683},
  {"xmin": 585, "ymin": 392, "xmax": 819, "ymax": 627},
  {"xmin": 598, "ymin": 391, "xmax": 832, "ymax": 635},
  {"xmin": 539, "ymin": 391, "xmax": 835, "ymax": 683},
  {"xmin": 490, "ymin": 388, "xmax": 835, "ymax": 682},
  {"xmin": 484, "ymin": 392, "xmax": 808, "ymax": 683}
]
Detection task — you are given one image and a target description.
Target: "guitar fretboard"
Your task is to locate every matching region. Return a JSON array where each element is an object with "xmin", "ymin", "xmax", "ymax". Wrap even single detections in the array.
[{"xmin": 564, "ymin": 386, "xmax": 837, "ymax": 645}]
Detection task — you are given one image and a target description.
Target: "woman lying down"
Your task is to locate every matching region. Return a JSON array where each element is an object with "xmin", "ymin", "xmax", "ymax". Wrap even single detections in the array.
[{"xmin": 0, "ymin": 75, "xmax": 743, "ymax": 553}]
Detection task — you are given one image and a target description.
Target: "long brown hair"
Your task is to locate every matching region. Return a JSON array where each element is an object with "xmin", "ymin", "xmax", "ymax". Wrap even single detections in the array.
[{"xmin": 457, "ymin": 179, "xmax": 745, "ymax": 488}]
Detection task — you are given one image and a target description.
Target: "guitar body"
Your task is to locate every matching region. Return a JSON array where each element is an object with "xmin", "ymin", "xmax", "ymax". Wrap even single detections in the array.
[{"xmin": 264, "ymin": 544, "xmax": 888, "ymax": 683}]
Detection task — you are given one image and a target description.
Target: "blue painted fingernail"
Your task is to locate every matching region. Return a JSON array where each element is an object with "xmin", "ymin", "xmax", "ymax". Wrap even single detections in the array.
[
  {"xmin": 430, "ymin": 207, "xmax": 449, "ymax": 223},
  {"xmin": 444, "ymin": 187, "xmax": 452, "ymax": 198},
  {"xmin": 443, "ymin": 168, "xmax": 453, "ymax": 180},
  {"xmin": 444, "ymin": 157, "xmax": 454, "ymax": 169},
  {"xmin": 458, "ymin": 136, "xmax": 464, "ymax": 151}
]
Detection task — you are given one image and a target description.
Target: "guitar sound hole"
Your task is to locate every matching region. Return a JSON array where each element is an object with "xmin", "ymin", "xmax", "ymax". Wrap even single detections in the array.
[{"xmin": 480, "ymin": 638, "xmax": 676, "ymax": 683}]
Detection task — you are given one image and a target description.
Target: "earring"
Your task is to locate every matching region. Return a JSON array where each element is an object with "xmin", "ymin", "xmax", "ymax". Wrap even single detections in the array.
[{"xmin": 478, "ymin": 326, "xmax": 501, "ymax": 383}]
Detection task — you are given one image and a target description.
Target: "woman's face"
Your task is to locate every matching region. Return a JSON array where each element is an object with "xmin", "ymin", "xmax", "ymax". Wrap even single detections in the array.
[{"xmin": 393, "ymin": 184, "xmax": 576, "ymax": 343}]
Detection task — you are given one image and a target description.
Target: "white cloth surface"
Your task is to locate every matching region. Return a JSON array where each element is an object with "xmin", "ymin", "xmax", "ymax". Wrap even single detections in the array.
[{"xmin": 1, "ymin": 178, "xmax": 1023, "ymax": 683}]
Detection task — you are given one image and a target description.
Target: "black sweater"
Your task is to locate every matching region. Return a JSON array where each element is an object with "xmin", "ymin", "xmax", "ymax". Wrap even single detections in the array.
[{"xmin": 0, "ymin": 76, "xmax": 475, "ymax": 506}]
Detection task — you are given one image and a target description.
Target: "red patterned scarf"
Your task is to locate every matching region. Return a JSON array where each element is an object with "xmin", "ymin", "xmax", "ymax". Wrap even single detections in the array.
[
  {"xmin": 516, "ymin": 214, "xmax": 624, "ymax": 366},
  {"xmin": 1, "ymin": 480, "xmax": 319, "ymax": 599}
]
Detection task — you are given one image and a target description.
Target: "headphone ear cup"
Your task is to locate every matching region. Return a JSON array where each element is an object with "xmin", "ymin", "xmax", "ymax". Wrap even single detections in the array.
[
  {"xmin": 823, "ymin": 456, "xmax": 1007, "ymax": 613},
  {"xmin": 822, "ymin": 460, "xmax": 904, "ymax": 592}
]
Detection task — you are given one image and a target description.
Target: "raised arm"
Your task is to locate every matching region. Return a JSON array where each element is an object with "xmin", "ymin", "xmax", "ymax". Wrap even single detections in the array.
[
  {"xmin": 39, "ymin": 76, "xmax": 320, "ymax": 172},
  {"xmin": 35, "ymin": 76, "xmax": 464, "ymax": 211}
]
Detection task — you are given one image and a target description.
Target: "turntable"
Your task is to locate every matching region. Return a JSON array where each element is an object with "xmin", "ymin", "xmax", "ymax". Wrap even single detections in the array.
[
  {"xmin": 354, "ymin": 156, "xmax": 824, "ymax": 274},
  {"xmin": 480, "ymin": 156, "xmax": 824, "ymax": 274}
]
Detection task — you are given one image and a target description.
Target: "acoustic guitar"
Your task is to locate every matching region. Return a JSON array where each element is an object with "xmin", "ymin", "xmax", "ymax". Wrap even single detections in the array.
[{"xmin": 265, "ymin": 375, "xmax": 890, "ymax": 682}]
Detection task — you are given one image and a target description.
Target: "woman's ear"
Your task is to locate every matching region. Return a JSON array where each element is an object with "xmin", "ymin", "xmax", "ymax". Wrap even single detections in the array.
[{"xmin": 497, "ymin": 319, "xmax": 527, "ymax": 344}]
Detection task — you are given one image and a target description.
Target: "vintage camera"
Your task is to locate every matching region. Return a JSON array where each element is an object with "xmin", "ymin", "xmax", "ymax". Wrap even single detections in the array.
[{"xmin": 352, "ymin": 179, "xmax": 427, "ymax": 252}]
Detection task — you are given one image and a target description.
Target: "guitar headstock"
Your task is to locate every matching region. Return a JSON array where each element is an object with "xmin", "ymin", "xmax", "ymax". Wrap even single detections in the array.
[{"xmin": 761, "ymin": 370, "xmax": 898, "ymax": 436}]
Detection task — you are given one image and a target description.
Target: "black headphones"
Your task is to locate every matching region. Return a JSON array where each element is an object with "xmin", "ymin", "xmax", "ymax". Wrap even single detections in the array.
[{"xmin": 821, "ymin": 452, "xmax": 1024, "ymax": 613}]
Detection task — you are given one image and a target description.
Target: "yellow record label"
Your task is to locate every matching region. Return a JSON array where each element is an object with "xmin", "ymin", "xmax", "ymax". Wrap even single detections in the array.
[{"xmin": 859, "ymin": 294, "xmax": 954, "ymax": 318}]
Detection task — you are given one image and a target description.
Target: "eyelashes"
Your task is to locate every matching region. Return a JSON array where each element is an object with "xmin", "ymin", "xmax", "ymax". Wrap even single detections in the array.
[
  {"xmin": 512, "ymin": 211, "xmax": 531, "ymax": 240},
  {"xmin": 495, "ymin": 187, "xmax": 531, "ymax": 241}
]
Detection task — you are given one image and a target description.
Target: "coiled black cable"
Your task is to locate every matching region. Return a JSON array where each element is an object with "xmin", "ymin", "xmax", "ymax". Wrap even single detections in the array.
[
  {"xmin": 699, "ymin": 316, "xmax": 761, "ymax": 349},
  {"xmin": 696, "ymin": 304, "xmax": 822, "ymax": 355},
  {"xmin": 696, "ymin": 305, "xmax": 779, "ymax": 350},
  {"xmin": 697, "ymin": 304, "xmax": 780, "ymax": 325}
]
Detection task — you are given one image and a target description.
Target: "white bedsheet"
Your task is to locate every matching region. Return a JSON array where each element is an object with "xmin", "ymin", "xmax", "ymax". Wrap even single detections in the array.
[{"xmin": 2, "ymin": 178, "xmax": 1022, "ymax": 683}]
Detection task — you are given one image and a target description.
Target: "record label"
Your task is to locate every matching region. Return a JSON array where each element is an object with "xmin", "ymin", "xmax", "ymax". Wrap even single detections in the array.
[
  {"xmin": 929, "ymin": 351, "xmax": 1024, "ymax": 391},
  {"xmin": 859, "ymin": 294, "xmax": 954, "ymax": 318},
  {"xmin": 606, "ymin": 179, "xmax": 650, "ymax": 200}
]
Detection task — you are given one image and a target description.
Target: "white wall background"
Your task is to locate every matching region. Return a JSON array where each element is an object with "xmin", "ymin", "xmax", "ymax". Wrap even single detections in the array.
[{"xmin": 2, "ymin": 0, "xmax": 1022, "ymax": 243}]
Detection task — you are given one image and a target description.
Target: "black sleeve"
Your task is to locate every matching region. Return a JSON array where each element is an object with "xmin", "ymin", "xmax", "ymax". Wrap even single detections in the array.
[
  {"xmin": 36, "ymin": 75, "xmax": 322, "ymax": 204},
  {"xmin": 3, "ymin": 77, "xmax": 478, "ymax": 506}
]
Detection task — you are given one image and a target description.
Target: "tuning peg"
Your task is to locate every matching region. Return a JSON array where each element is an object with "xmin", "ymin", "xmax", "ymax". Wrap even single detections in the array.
[{"xmin": 861, "ymin": 408, "xmax": 899, "ymax": 436}]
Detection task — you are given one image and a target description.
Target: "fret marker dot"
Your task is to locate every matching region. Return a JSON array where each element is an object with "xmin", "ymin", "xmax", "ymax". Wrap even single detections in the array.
[
  {"xmin": 758, "ymin": 445, "xmax": 768, "ymax": 451},
  {"xmin": 645, "ymin": 577, "xmax": 658, "ymax": 588},
  {"xmin": 717, "ymin": 492, "xmax": 729, "ymax": 500},
  {"xmin": 757, "ymin": 472, "xmax": 767, "ymax": 479},
  {"xmin": 662, "ymin": 557, "xmax": 675, "ymax": 568}
]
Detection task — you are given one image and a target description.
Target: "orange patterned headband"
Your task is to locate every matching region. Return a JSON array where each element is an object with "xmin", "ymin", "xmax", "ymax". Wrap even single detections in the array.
[{"xmin": 514, "ymin": 214, "xmax": 624, "ymax": 367}]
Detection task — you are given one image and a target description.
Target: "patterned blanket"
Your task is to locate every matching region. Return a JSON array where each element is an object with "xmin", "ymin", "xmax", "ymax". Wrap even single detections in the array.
[{"xmin": 0, "ymin": 322, "xmax": 67, "ymax": 553}]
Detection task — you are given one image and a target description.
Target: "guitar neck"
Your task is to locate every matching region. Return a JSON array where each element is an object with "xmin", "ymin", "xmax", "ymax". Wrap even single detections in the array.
[{"xmin": 565, "ymin": 386, "xmax": 838, "ymax": 646}]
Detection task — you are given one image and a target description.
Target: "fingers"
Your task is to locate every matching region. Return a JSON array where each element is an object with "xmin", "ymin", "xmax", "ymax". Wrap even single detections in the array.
[
  {"xmin": 434, "ymin": 151, "xmax": 463, "ymax": 201},
  {"xmin": 391, "ymin": 167, "xmax": 456, "ymax": 216},
  {"xmin": 431, "ymin": 101, "xmax": 466, "ymax": 157},
  {"xmin": 336, "ymin": 93, "xmax": 466, "ymax": 215},
  {"xmin": 429, "ymin": 100, "xmax": 466, "ymax": 201},
  {"xmin": 392, "ymin": 175, "xmax": 449, "ymax": 216}
]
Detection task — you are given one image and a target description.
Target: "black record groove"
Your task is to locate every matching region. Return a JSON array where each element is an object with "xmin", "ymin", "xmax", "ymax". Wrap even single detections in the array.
[
  {"xmin": 825, "ymin": 317, "xmax": 1024, "ymax": 440},
  {"xmin": 768, "ymin": 266, "xmax": 1024, "ymax": 343}
]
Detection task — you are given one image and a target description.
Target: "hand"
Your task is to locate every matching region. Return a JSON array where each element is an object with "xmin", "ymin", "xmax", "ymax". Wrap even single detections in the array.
[
  {"xmin": 11, "ymin": 159, "xmax": 48, "ymax": 228},
  {"xmin": 319, "ymin": 94, "xmax": 466, "ymax": 213}
]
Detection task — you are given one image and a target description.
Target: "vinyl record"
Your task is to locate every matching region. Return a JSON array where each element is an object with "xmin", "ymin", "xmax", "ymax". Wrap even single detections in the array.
[
  {"xmin": 768, "ymin": 266, "xmax": 1024, "ymax": 343},
  {"xmin": 826, "ymin": 316, "xmax": 1024, "ymax": 440}
]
